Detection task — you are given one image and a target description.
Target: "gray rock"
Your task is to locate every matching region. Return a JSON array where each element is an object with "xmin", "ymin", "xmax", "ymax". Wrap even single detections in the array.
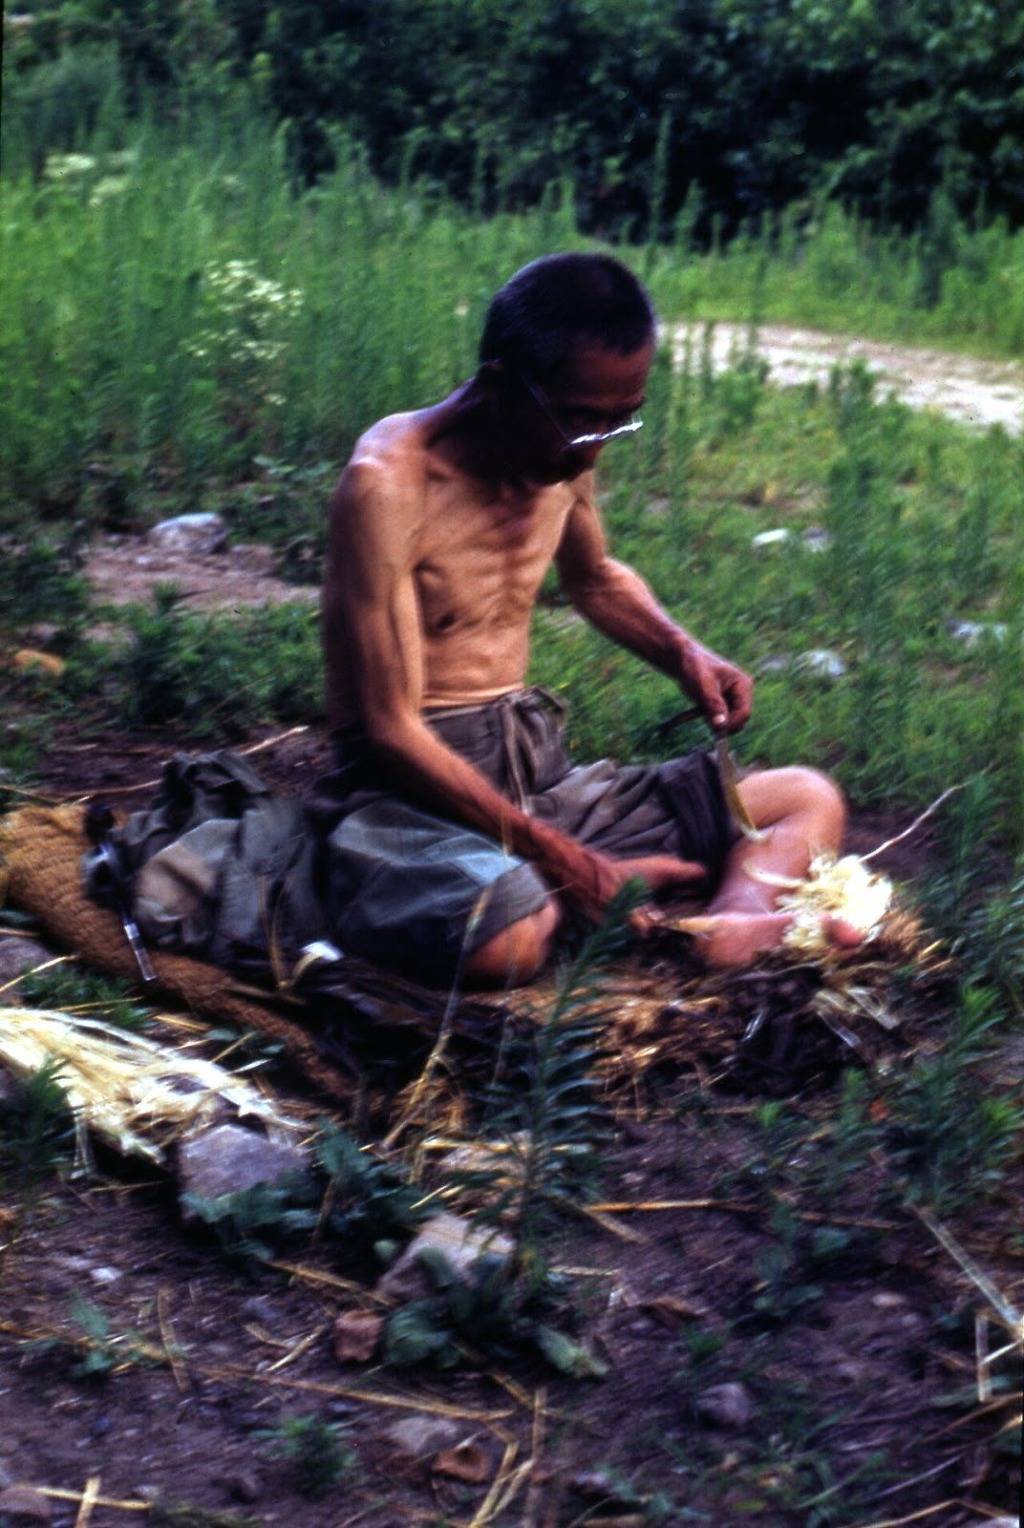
[
  {"xmin": 146, "ymin": 513, "xmax": 227, "ymax": 555},
  {"xmin": 948, "ymin": 619, "xmax": 1009, "ymax": 649},
  {"xmin": 794, "ymin": 648, "xmax": 847, "ymax": 680},
  {"xmin": 751, "ymin": 527, "xmax": 791, "ymax": 548},
  {"xmin": 757, "ymin": 654, "xmax": 792, "ymax": 675},
  {"xmin": 0, "ymin": 937, "xmax": 53, "ymax": 1003},
  {"xmin": 88, "ymin": 1265, "xmax": 122, "ymax": 1286},
  {"xmin": 384, "ymin": 1416, "xmax": 461, "ymax": 1462},
  {"xmin": 240, "ymin": 1295, "xmax": 280, "ymax": 1326},
  {"xmin": 802, "ymin": 527, "xmax": 832, "ymax": 552},
  {"xmin": 696, "ymin": 1381, "xmax": 755, "ymax": 1429},
  {"xmin": 224, "ymin": 1472, "xmax": 260, "ymax": 1504},
  {"xmin": 376, "ymin": 1212, "xmax": 513, "ymax": 1302},
  {"xmin": 0, "ymin": 1486, "xmax": 53, "ymax": 1522},
  {"xmin": 177, "ymin": 1124, "xmax": 310, "ymax": 1219},
  {"xmin": 21, "ymin": 624, "xmax": 59, "ymax": 648},
  {"xmin": 0, "ymin": 1065, "xmax": 19, "ymax": 1107}
]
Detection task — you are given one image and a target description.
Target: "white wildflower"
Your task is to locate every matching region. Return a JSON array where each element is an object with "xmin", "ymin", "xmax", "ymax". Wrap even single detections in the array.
[
  {"xmin": 89, "ymin": 176, "xmax": 129, "ymax": 208},
  {"xmin": 44, "ymin": 152, "xmax": 97, "ymax": 180}
]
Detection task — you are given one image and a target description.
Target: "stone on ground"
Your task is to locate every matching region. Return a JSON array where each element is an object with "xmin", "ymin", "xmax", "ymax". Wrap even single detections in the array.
[
  {"xmin": 376, "ymin": 1211, "xmax": 513, "ymax": 1301},
  {"xmin": 176, "ymin": 1124, "xmax": 310, "ymax": 1219},
  {"xmin": 146, "ymin": 513, "xmax": 227, "ymax": 554},
  {"xmin": 0, "ymin": 938, "xmax": 54, "ymax": 1003},
  {"xmin": 384, "ymin": 1416, "xmax": 461, "ymax": 1462},
  {"xmin": 0, "ymin": 1487, "xmax": 53, "ymax": 1523},
  {"xmin": 696, "ymin": 1381, "xmax": 755, "ymax": 1428}
]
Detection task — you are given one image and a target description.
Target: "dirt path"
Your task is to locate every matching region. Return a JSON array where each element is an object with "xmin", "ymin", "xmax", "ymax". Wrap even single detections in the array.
[
  {"xmin": 69, "ymin": 327, "xmax": 1021, "ymax": 620},
  {"xmin": 85, "ymin": 536, "xmax": 318, "ymax": 616},
  {"xmin": 675, "ymin": 321, "xmax": 1024, "ymax": 434}
]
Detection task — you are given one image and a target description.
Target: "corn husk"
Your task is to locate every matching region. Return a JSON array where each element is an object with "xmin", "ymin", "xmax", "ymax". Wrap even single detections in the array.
[
  {"xmin": 777, "ymin": 853, "xmax": 893, "ymax": 954},
  {"xmin": 0, "ymin": 1007, "xmax": 303, "ymax": 1164}
]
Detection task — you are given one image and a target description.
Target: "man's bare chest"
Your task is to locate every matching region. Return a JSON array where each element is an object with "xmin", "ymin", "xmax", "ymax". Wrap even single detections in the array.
[{"xmin": 413, "ymin": 488, "xmax": 571, "ymax": 638}]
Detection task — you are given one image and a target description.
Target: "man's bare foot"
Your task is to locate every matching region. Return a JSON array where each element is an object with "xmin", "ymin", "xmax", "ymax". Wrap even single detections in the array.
[{"xmin": 693, "ymin": 909, "xmax": 864, "ymax": 967}]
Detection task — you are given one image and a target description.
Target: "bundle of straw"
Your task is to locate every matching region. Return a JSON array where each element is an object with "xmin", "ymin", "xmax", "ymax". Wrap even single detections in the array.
[
  {"xmin": 776, "ymin": 853, "xmax": 893, "ymax": 954},
  {"xmin": 0, "ymin": 1008, "xmax": 303, "ymax": 1165}
]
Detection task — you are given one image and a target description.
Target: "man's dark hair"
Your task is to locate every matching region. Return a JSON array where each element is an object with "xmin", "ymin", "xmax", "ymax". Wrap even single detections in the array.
[{"xmin": 479, "ymin": 253, "xmax": 656, "ymax": 380}]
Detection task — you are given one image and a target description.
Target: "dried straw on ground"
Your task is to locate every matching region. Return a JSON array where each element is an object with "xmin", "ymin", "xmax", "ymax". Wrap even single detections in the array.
[
  {"xmin": 0, "ymin": 1006, "xmax": 303, "ymax": 1163},
  {"xmin": 0, "ymin": 805, "xmax": 951, "ymax": 1125}
]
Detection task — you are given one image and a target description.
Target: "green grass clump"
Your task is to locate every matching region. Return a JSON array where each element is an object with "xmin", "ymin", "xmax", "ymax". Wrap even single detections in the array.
[
  {"xmin": 0, "ymin": 1058, "xmax": 76, "ymax": 1185},
  {"xmin": 19, "ymin": 966, "xmax": 150, "ymax": 1032},
  {"xmin": 259, "ymin": 1414, "xmax": 357, "ymax": 1499},
  {"xmin": 70, "ymin": 588, "xmax": 323, "ymax": 737},
  {"xmin": 887, "ymin": 984, "xmax": 1023, "ymax": 1214}
]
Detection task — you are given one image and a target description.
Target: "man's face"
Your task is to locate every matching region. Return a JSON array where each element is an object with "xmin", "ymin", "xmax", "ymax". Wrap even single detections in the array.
[{"xmin": 508, "ymin": 338, "xmax": 654, "ymax": 485}]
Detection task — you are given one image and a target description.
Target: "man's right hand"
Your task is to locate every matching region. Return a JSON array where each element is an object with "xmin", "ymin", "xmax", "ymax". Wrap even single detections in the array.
[{"xmin": 545, "ymin": 842, "xmax": 707, "ymax": 930}]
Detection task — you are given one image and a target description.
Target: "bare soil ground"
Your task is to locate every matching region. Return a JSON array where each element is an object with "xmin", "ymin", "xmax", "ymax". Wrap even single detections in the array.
[
  {"xmin": 3, "ymin": 343, "xmax": 1022, "ymax": 1525},
  {"xmin": 676, "ymin": 323, "xmax": 1024, "ymax": 435},
  {"xmin": 1, "ymin": 1086, "xmax": 1019, "ymax": 1528},
  {"xmin": 3, "ymin": 722, "xmax": 1020, "ymax": 1528},
  {"xmin": 84, "ymin": 538, "xmax": 318, "ymax": 619}
]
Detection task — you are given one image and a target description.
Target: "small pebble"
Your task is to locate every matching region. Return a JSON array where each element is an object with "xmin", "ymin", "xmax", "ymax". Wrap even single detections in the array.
[
  {"xmin": 871, "ymin": 1291, "xmax": 908, "ymax": 1309},
  {"xmin": 240, "ymin": 1295, "xmax": 279, "ymax": 1326},
  {"xmin": 88, "ymin": 1266, "xmax": 122, "ymax": 1286},
  {"xmin": 0, "ymin": 1486, "xmax": 53, "ymax": 1522},
  {"xmin": 696, "ymin": 1381, "xmax": 755, "ymax": 1429},
  {"xmin": 224, "ymin": 1472, "xmax": 260, "ymax": 1504},
  {"xmin": 58, "ymin": 1255, "xmax": 93, "ymax": 1274}
]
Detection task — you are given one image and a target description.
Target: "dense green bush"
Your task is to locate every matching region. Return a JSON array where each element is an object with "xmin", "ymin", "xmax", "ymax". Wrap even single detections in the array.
[{"xmin": 4, "ymin": 0, "xmax": 1023, "ymax": 239}]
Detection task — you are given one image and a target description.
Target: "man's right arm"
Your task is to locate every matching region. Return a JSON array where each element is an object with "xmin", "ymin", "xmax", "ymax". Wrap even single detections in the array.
[{"xmin": 323, "ymin": 460, "xmax": 701, "ymax": 922}]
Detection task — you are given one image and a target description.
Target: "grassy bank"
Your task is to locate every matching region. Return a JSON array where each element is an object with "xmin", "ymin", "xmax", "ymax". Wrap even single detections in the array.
[
  {"xmin": 3, "ymin": 107, "xmax": 1024, "ymax": 524},
  {"xmin": 2, "ymin": 103, "xmax": 1022, "ymax": 952}
]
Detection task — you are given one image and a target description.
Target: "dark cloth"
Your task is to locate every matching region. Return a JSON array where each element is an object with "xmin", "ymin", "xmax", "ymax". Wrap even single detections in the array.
[
  {"xmin": 82, "ymin": 692, "xmax": 736, "ymax": 988},
  {"xmin": 83, "ymin": 751, "xmax": 326, "ymax": 981},
  {"xmin": 308, "ymin": 687, "xmax": 736, "ymax": 979}
]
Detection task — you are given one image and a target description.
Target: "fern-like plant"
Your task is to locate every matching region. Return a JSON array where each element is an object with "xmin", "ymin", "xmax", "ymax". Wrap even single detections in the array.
[
  {"xmin": 0, "ymin": 1057, "xmax": 76, "ymax": 1183},
  {"xmin": 478, "ymin": 885, "xmax": 642, "ymax": 1267}
]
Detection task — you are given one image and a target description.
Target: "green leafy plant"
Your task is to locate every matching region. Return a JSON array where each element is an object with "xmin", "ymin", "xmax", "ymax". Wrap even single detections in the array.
[
  {"xmin": 0, "ymin": 1057, "xmax": 76, "ymax": 1184},
  {"xmin": 73, "ymin": 588, "xmax": 323, "ymax": 737},
  {"xmin": 315, "ymin": 1123, "xmax": 430, "ymax": 1253},
  {"xmin": 228, "ymin": 456, "xmax": 336, "ymax": 582},
  {"xmin": 382, "ymin": 1247, "xmax": 606, "ymax": 1379},
  {"xmin": 477, "ymin": 887, "xmax": 640, "ymax": 1264},
  {"xmin": 182, "ymin": 1177, "xmax": 320, "ymax": 1263},
  {"xmin": 887, "ymin": 984, "xmax": 1023, "ymax": 1212},
  {"xmin": 259, "ymin": 1413, "xmax": 357, "ymax": 1499},
  {"xmin": 182, "ymin": 1124, "xmax": 428, "ymax": 1266},
  {"xmin": 26, "ymin": 1295, "xmax": 158, "ymax": 1381},
  {"xmin": 20, "ymin": 966, "xmax": 150, "ymax": 1032},
  {"xmin": 813, "ymin": 1070, "xmax": 883, "ymax": 1202},
  {"xmin": 963, "ymin": 865, "xmax": 1024, "ymax": 1019}
]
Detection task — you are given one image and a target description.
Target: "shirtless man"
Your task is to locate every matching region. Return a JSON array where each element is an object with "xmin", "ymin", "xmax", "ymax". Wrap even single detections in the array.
[{"xmin": 318, "ymin": 253, "xmax": 854, "ymax": 988}]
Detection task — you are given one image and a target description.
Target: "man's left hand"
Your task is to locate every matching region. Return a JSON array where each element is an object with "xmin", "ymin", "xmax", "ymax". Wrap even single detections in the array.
[{"xmin": 677, "ymin": 640, "xmax": 754, "ymax": 733}]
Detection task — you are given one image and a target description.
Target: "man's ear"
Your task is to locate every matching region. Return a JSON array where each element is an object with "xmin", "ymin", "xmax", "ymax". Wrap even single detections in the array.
[{"xmin": 475, "ymin": 359, "xmax": 507, "ymax": 396}]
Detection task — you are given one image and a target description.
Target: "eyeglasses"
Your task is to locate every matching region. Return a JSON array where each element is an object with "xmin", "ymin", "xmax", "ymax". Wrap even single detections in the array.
[{"xmin": 517, "ymin": 372, "xmax": 645, "ymax": 450}]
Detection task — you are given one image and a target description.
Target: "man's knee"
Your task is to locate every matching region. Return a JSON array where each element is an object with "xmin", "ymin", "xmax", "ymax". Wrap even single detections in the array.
[
  {"xmin": 464, "ymin": 897, "xmax": 560, "ymax": 988},
  {"xmin": 741, "ymin": 765, "xmax": 846, "ymax": 834}
]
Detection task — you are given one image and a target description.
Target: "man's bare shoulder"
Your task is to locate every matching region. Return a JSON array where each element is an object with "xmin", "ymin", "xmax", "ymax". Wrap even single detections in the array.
[{"xmin": 334, "ymin": 403, "xmax": 463, "ymax": 513}]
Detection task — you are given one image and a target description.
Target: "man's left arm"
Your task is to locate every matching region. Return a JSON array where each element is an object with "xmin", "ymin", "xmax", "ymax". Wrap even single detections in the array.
[{"xmin": 554, "ymin": 483, "xmax": 753, "ymax": 733}]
